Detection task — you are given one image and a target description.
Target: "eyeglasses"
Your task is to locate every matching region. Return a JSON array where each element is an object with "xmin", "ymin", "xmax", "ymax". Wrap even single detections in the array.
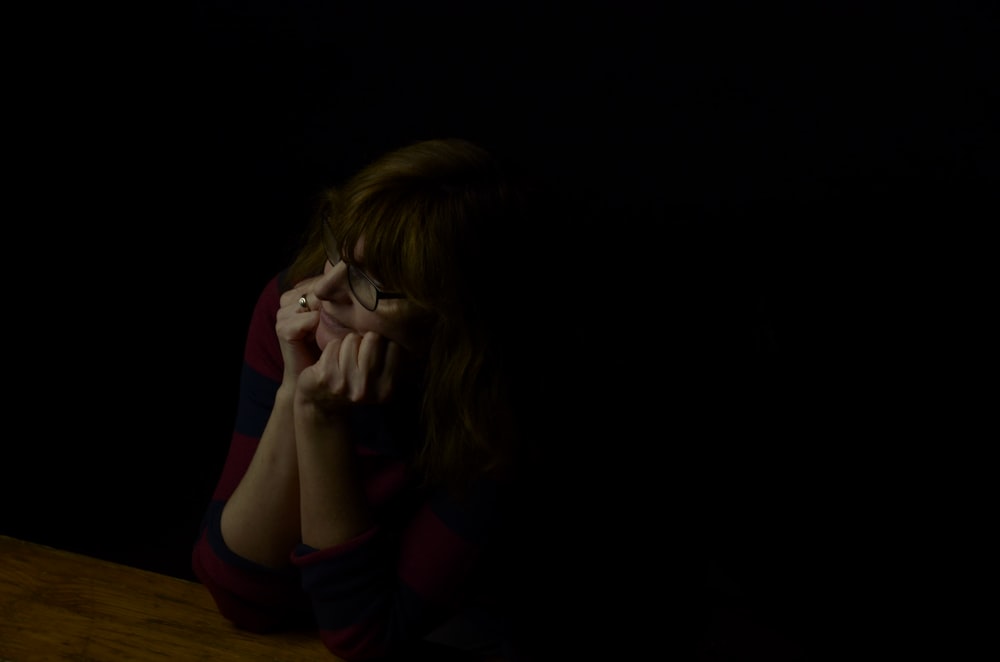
[{"xmin": 321, "ymin": 220, "xmax": 406, "ymax": 311}]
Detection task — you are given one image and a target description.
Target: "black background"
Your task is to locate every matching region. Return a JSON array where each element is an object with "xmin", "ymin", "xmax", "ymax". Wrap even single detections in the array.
[{"xmin": 4, "ymin": 1, "xmax": 995, "ymax": 657}]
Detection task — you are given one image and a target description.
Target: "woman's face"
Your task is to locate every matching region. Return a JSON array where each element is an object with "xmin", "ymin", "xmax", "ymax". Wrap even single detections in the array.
[{"xmin": 310, "ymin": 239, "xmax": 429, "ymax": 355}]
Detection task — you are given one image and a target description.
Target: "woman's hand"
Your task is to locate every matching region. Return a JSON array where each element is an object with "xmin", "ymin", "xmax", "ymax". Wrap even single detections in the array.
[
  {"xmin": 296, "ymin": 330, "xmax": 404, "ymax": 411},
  {"xmin": 276, "ymin": 277, "xmax": 324, "ymax": 385}
]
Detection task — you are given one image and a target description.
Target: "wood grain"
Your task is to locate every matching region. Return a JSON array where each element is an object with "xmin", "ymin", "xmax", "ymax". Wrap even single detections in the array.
[{"xmin": 0, "ymin": 535, "xmax": 336, "ymax": 661}]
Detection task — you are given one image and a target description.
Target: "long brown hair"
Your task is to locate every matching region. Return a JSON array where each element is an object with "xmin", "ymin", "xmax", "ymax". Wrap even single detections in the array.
[{"xmin": 287, "ymin": 138, "xmax": 540, "ymax": 492}]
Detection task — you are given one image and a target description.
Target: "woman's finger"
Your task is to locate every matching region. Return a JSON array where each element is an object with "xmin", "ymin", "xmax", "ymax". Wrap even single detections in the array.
[{"xmin": 356, "ymin": 331, "xmax": 385, "ymax": 375}]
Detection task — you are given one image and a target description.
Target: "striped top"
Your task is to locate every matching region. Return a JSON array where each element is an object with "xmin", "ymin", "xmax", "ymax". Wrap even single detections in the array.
[{"xmin": 191, "ymin": 272, "xmax": 524, "ymax": 660}]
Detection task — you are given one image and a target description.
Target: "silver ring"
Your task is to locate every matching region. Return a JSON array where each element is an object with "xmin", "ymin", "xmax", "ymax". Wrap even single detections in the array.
[{"xmin": 298, "ymin": 295, "xmax": 308, "ymax": 310}]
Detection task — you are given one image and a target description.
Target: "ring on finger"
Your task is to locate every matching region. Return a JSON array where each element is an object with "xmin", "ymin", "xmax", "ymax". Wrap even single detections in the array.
[{"xmin": 298, "ymin": 295, "xmax": 309, "ymax": 310}]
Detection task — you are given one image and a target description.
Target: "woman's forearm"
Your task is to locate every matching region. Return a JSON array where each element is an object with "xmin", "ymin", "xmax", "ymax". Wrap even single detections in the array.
[
  {"xmin": 220, "ymin": 386, "xmax": 302, "ymax": 567},
  {"xmin": 295, "ymin": 401, "xmax": 372, "ymax": 550}
]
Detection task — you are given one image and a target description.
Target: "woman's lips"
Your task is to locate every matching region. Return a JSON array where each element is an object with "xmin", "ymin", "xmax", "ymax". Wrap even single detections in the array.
[{"xmin": 320, "ymin": 309, "xmax": 353, "ymax": 334}]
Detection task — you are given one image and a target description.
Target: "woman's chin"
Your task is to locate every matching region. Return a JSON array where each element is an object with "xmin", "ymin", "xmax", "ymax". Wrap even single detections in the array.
[{"xmin": 314, "ymin": 324, "xmax": 335, "ymax": 351}]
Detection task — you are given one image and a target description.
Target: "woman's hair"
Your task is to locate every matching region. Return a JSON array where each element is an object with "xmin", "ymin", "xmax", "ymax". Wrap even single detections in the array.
[{"xmin": 286, "ymin": 138, "xmax": 543, "ymax": 491}]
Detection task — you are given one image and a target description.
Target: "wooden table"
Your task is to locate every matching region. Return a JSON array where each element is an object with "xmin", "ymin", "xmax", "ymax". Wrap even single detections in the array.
[{"xmin": 0, "ymin": 534, "xmax": 338, "ymax": 661}]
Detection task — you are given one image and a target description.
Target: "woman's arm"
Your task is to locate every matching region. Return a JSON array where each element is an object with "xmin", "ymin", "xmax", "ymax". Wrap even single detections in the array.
[
  {"xmin": 295, "ymin": 401, "xmax": 372, "ymax": 550},
  {"xmin": 292, "ymin": 330, "xmax": 401, "ymax": 549},
  {"xmin": 191, "ymin": 274, "xmax": 312, "ymax": 630},
  {"xmin": 219, "ymin": 276, "xmax": 329, "ymax": 566}
]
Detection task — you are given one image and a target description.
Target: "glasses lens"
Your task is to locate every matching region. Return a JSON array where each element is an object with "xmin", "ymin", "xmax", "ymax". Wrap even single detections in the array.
[
  {"xmin": 348, "ymin": 265, "xmax": 378, "ymax": 310},
  {"xmin": 322, "ymin": 221, "xmax": 341, "ymax": 265}
]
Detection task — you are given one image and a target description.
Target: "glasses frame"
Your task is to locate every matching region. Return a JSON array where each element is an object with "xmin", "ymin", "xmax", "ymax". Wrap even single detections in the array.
[{"xmin": 322, "ymin": 220, "xmax": 406, "ymax": 311}]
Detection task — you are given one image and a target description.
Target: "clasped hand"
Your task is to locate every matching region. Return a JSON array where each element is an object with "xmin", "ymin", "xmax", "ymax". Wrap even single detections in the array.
[{"xmin": 276, "ymin": 278, "xmax": 404, "ymax": 411}]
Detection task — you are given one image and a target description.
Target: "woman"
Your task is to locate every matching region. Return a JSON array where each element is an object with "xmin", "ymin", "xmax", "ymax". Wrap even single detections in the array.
[{"xmin": 192, "ymin": 138, "xmax": 560, "ymax": 661}]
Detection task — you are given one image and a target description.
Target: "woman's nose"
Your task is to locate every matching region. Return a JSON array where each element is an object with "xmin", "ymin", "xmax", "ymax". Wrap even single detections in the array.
[{"xmin": 313, "ymin": 259, "xmax": 350, "ymax": 300}]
